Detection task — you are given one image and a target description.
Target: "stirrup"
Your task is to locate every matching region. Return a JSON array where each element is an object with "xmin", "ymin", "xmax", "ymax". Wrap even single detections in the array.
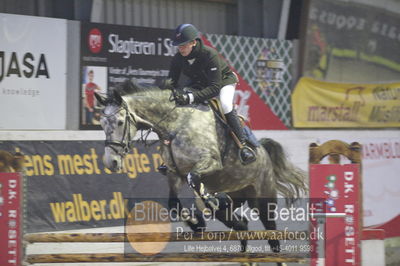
[{"xmin": 239, "ymin": 145, "xmax": 256, "ymax": 165}]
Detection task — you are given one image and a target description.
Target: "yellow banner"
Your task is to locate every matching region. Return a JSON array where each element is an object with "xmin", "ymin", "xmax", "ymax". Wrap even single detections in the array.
[{"xmin": 292, "ymin": 77, "xmax": 400, "ymax": 128}]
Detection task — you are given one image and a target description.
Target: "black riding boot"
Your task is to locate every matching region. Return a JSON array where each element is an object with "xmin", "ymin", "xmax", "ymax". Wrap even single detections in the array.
[{"xmin": 225, "ymin": 110, "xmax": 256, "ymax": 164}]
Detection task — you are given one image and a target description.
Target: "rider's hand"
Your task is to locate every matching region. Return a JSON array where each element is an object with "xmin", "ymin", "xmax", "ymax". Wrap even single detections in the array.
[{"xmin": 175, "ymin": 91, "xmax": 194, "ymax": 105}]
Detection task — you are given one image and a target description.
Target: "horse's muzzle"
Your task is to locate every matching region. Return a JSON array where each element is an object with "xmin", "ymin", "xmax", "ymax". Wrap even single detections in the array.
[{"xmin": 104, "ymin": 147, "xmax": 123, "ymax": 172}]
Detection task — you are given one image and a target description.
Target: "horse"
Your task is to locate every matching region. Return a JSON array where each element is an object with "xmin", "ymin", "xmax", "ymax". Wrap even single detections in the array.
[{"xmin": 95, "ymin": 80, "xmax": 307, "ymax": 259}]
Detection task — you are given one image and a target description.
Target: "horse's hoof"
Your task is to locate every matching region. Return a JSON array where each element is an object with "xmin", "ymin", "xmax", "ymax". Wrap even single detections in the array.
[
  {"xmin": 214, "ymin": 192, "xmax": 233, "ymax": 210},
  {"xmin": 269, "ymin": 239, "xmax": 281, "ymax": 253},
  {"xmin": 240, "ymin": 263, "xmax": 258, "ymax": 266},
  {"xmin": 185, "ymin": 213, "xmax": 206, "ymax": 232},
  {"xmin": 157, "ymin": 163, "xmax": 168, "ymax": 175},
  {"xmin": 204, "ymin": 197, "xmax": 219, "ymax": 210}
]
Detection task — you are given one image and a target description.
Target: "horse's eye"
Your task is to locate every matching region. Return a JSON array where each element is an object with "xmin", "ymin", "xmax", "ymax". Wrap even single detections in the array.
[{"xmin": 118, "ymin": 121, "xmax": 123, "ymax": 126}]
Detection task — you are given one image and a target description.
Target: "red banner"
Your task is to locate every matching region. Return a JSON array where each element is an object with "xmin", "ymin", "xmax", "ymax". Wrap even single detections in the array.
[
  {"xmin": 309, "ymin": 164, "xmax": 361, "ymax": 266},
  {"xmin": 0, "ymin": 173, "xmax": 23, "ymax": 266},
  {"xmin": 201, "ymin": 36, "xmax": 287, "ymax": 130}
]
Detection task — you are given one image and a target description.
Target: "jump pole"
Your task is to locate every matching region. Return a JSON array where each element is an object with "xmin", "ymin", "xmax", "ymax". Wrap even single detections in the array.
[
  {"xmin": 24, "ymin": 229, "xmax": 307, "ymax": 243},
  {"xmin": 26, "ymin": 252, "xmax": 307, "ymax": 263},
  {"xmin": 309, "ymin": 140, "xmax": 362, "ymax": 266}
]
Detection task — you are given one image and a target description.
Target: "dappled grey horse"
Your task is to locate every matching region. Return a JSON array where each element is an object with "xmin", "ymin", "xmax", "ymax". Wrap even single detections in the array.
[{"xmin": 95, "ymin": 81, "xmax": 307, "ymax": 257}]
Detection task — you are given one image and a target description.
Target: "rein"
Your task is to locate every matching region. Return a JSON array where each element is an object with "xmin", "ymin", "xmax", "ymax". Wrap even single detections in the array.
[
  {"xmin": 138, "ymin": 91, "xmax": 178, "ymax": 146},
  {"xmin": 138, "ymin": 105, "xmax": 177, "ymax": 146},
  {"xmin": 103, "ymin": 92, "xmax": 178, "ymax": 150}
]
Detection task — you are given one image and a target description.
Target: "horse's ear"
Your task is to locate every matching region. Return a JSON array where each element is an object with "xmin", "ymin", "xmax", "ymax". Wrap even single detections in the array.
[
  {"xmin": 113, "ymin": 89, "xmax": 123, "ymax": 105},
  {"xmin": 119, "ymin": 78, "xmax": 135, "ymax": 94},
  {"xmin": 94, "ymin": 92, "xmax": 106, "ymax": 106}
]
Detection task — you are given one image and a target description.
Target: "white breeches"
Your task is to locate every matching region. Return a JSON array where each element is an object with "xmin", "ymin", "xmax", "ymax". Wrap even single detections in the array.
[{"xmin": 219, "ymin": 83, "xmax": 236, "ymax": 114}]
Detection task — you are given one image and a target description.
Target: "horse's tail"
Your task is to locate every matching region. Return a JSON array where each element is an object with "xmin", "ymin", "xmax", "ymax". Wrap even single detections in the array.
[{"xmin": 260, "ymin": 138, "xmax": 308, "ymax": 203}]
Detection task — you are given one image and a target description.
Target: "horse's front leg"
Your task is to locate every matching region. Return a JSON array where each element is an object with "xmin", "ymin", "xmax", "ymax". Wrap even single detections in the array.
[
  {"xmin": 185, "ymin": 155, "xmax": 233, "ymax": 210},
  {"xmin": 165, "ymin": 172, "xmax": 184, "ymax": 219},
  {"xmin": 186, "ymin": 154, "xmax": 219, "ymax": 192},
  {"xmin": 166, "ymin": 172, "xmax": 205, "ymax": 232}
]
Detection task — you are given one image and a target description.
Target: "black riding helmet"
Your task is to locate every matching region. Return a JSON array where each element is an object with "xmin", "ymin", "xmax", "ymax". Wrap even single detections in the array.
[{"xmin": 172, "ymin": 24, "xmax": 199, "ymax": 46}]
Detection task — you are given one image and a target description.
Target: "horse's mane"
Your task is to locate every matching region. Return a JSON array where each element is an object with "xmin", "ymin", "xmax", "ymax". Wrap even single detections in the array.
[
  {"xmin": 102, "ymin": 78, "xmax": 174, "ymax": 106},
  {"xmin": 114, "ymin": 78, "xmax": 173, "ymax": 96}
]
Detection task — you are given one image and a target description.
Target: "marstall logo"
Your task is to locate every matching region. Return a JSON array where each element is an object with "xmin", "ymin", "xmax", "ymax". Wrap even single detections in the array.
[
  {"xmin": 307, "ymin": 86, "xmax": 364, "ymax": 122},
  {"xmin": 88, "ymin": 28, "xmax": 103, "ymax": 53},
  {"xmin": 0, "ymin": 51, "xmax": 50, "ymax": 83}
]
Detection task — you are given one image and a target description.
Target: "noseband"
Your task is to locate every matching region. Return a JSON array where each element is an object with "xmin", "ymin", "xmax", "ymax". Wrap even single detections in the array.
[{"xmin": 103, "ymin": 103, "xmax": 137, "ymax": 156}]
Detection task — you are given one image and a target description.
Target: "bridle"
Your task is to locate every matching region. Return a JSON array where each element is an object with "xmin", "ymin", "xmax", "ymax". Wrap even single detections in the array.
[
  {"xmin": 103, "ymin": 103, "xmax": 137, "ymax": 156},
  {"xmin": 102, "ymin": 89, "xmax": 179, "ymax": 153}
]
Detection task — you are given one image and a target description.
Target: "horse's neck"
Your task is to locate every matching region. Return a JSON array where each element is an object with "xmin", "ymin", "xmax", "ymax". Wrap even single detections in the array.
[
  {"xmin": 127, "ymin": 91, "xmax": 180, "ymax": 133},
  {"xmin": 128, "ymin": 92, "xmax": 229, "ymax": 157}
]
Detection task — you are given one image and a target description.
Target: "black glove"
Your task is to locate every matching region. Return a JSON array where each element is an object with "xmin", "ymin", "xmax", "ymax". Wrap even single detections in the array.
[{"xmin": 175, "ymin": 91, "xmax": 191, "ymax": 105}]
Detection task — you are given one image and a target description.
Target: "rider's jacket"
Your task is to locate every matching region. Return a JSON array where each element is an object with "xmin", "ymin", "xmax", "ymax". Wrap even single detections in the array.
[{"xmin": 168, "ymin": 38, "xmax": 238, "ymax": 103}]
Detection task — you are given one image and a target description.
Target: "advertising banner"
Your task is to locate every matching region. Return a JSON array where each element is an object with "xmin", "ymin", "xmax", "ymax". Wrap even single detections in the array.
[
  {"xmin": 202, "ymin": 37, "xmax": 287, "ymax": 130},
  {"xmin": 80, "ymin": 22, "xmax": 175, "ymax": 129},
  {"xmin": 304, "ymin": 0, "xmax": 400, "ymax": 80},
  {"xmin": 292, "ymin": 77, "xmax": 400, "ymax": 128},
  {"xmin": 0, "ymin": 173, "xmax": 23, "ymax": 266},
  {"xmin": 205, "ymin": 34, "xmax": 293, "ymax": 129},
  {"xmin": 0, "ymin": 141, "xmax": 168, "ymax": 233},
  {"xmin": 330, "ymin": 137, "xmax": 400, "ymax": 230},
  {"xmin": 309, "ymin": 164, "xmax": 361, "ymax": 266},
  {"xmin": 80, "ymin": 22, "xmax": 289, "ymax": 130},
  {"xmin": 362, "ymin": 138, "xmax": 400, "ymax": 237},
  {"xmin": 0, "ymin": 13, "xmax": 67, "ymax": 129}
]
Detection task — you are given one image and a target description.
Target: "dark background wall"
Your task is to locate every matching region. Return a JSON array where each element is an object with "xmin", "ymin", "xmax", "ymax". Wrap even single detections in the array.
[{"xmin": 0, "ymin": 0, "xmax": 303, "ymax": 38}]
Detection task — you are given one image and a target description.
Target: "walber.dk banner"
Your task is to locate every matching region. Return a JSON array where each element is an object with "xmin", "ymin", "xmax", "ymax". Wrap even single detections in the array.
[
  {"xmin": 0, "ymin": 13, "xmax": 67, "ymax": 129},
  {"xmin": 80, "ymin": 22, "xmax": 176, "ymax": 129},
  {"xmin": 0, "ymin": 141, "xmax": 168, "ymax": 233},
  {"xmin": 292, "ymin": 77, "xmax": 400, "ymax": 128}
]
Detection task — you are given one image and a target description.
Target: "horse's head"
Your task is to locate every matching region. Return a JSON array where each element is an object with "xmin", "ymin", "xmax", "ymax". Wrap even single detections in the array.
[{"xmin": 95, "ymin": 90, "xmax": 139, "ymax": 172}]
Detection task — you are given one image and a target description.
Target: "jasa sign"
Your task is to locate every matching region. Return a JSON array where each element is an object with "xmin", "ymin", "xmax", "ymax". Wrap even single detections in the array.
[
  {"xmin": 0, "ymin": 13, "xmax": 67, "ymax": 129},
  {"xmin": 309, "ymin": 164, "xmax": 361, "ymax": 266},
  {"xmin": 0, "ymin": 51, "xmax": 49, "ymax": 82}
]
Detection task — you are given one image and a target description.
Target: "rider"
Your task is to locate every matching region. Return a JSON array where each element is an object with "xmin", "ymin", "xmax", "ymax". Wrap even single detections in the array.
[{"xmin": 168, "ymin": 23, "xmax": 256, "ymax": 165}]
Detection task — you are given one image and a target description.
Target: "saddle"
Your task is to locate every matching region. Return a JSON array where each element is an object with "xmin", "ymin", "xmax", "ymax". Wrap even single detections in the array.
[{"xmin": 208, "ymin": 99, "xmax": 259, "ymax": 149}]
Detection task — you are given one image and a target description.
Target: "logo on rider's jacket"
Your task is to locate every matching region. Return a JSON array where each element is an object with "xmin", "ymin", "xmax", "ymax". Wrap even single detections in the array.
[{"xmin": 88, "ymin": 28, "xmax": 103, "ymax": 54}]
